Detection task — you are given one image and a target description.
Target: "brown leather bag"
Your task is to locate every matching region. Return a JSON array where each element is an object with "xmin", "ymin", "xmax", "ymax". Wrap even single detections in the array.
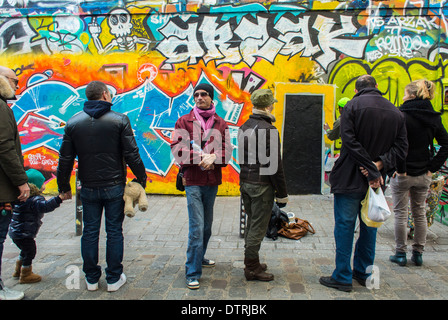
[{"xmin": 278, "ymin": 217, "xmax": 315, "ymax": 240}]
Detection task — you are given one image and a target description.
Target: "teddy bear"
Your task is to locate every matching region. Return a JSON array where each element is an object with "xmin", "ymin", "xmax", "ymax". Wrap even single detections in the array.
[{"xmin": 123, "ymin": 181, "xmax": 148, "ymax": 217}]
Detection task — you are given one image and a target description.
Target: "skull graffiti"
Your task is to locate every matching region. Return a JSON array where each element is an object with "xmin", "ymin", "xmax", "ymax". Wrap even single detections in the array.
[
  {"xmin": 88, "ymin": 8, "xmax": 151, "ymax": 54},
  {"xmin": 107, "ymin": 9, "xmax": 133, "ymax": 38}
]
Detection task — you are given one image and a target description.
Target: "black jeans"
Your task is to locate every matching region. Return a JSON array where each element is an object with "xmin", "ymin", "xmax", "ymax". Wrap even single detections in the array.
[
  {"xmin": 0, "ymin": 208, "xmax": 13, "ymax": 280},
  {"xmin": 12, "ymin": 238, "xmax": 36, "ymax": 266}
]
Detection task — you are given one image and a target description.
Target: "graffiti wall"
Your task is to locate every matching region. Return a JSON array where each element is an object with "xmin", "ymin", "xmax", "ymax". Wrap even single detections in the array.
[{"xmin": 2, "ymin": 0, "xmax": 448, "ymax": 196}]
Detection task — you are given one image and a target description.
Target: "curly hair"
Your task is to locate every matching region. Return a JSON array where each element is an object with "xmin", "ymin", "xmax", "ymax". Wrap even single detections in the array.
[{"xmin": 405, "ymin": 79, "xmax": 435, "ymax": 100}]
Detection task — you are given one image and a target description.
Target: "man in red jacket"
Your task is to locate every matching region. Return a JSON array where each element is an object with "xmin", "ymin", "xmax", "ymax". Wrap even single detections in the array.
[{"xmin": 171, "ymin": 83, "xmax": 231, "ymax": 290}]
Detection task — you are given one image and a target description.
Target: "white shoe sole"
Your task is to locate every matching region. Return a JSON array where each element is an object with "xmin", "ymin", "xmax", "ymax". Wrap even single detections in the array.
[
  {"xmin": 85, "ymin": 279, "xmax": 98, "ymax": 291},
  {"xmin": 107, "ymin": 273, "xmax": 126, "ymax": 292}
]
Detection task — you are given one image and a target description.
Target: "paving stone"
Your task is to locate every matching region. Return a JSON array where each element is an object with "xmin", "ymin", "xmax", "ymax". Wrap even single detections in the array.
[{"xmin": 1, "ymin": 194, "xmax": 447, "ymax": 302}]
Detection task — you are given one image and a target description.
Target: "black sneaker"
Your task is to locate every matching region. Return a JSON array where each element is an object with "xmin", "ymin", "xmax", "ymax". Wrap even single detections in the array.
[
  {"xmin": 202, "ymin": 259, "xmax": 215, "ymax": 268},
  {"xmin": 352, "ymin": 273, "xmax": 366, "ymax": 287},
  {"xmin": 319, "ymin": 276, "xmax": 352, "ymax": 292}
]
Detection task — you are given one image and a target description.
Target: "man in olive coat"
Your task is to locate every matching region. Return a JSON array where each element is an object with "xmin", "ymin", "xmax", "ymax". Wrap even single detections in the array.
[{"xmin": 0, "ymin": 66, "xmax": 30, "ymax": 300}]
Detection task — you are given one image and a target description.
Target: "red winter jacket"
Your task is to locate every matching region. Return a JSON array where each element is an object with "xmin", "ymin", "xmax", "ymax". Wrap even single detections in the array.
[{"xmin": 171, "ymin": 110, "xmax": 231, "ymax": 186}]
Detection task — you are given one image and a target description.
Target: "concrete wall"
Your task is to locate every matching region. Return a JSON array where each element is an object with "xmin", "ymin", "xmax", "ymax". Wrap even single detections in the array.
[{"xmin": 1, "ymin": 0, "xmax": 448, "ymax": 195}]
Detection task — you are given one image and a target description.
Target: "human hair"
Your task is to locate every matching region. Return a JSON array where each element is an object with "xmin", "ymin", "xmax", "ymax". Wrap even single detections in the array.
[
  {"xmin": 355, "ymin": 75, "xmax": 377, "ymax": 91},
  {"xmin": 85, "ymin": 81, "xmax": 108, "ymax": 101},
  {"xmin": 405, "ymin": 79, "xmax": 435, "ymax": 100}
]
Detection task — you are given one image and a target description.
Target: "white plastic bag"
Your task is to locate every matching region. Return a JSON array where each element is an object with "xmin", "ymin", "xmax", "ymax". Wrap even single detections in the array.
[{"xmin": 361, "ymin": 186, "xmax": 391, "ymax": 228}]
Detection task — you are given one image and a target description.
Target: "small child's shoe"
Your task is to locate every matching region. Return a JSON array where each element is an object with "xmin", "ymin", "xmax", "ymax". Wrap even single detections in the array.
[
  {"xmin": 19, "ymin": 266, "xmax": 42, "ymax": 284},
  {"xmin": 12, "ymin": 260, "xmax": 22, "ymax": 278}
]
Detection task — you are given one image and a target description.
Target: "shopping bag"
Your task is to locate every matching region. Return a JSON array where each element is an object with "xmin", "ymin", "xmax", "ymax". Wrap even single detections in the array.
[{"xmin": 361, "ymin": 186, "xmax": 391, "ymax": 228}]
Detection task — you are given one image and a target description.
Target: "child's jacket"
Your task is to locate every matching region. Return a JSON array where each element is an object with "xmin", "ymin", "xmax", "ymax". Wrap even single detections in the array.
[{"xmin": 9, "ymin": 193, "xmax": 62, "ymax": 239}]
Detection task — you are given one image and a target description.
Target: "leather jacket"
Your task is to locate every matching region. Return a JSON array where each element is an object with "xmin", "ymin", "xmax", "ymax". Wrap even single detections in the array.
[
  {"xmin": 57, "ymin": 100, "xmax": 147, "ymax": 191},
  {"xmin": 238, "ymin": 112, "xmax": 288, "ymax": 201}
]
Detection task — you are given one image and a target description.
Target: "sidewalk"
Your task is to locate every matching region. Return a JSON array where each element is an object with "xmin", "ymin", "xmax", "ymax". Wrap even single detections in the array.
[{"xmin": 2, "ymin": 194, "xmax": 448, "ymax": 301}]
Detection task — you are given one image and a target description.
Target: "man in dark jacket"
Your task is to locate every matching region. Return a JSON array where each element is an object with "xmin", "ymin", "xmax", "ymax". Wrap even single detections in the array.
[
  {"xmin": 0, "ymin": 66, "xmax": 29, "ymax": 300},
  {"xmin": 319, "ymin": 75, "xmax": 408, "ymax": 292},
  {"xmin": 170, "ymin": 83, "xmax": 231, "ymax": 290},
  {"xmin": 57, "ymin": 80, "xmax": 147, "ymax": 292},
  {"xmin": 238, "ymin": 89, "xmax": 288, "ymax": 282}
]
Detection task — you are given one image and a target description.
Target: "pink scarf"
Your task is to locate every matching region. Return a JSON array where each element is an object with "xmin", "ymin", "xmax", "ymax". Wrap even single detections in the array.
[{"xmin": 193, "ymin": 102, "xmax": 216, "ymax": 132}]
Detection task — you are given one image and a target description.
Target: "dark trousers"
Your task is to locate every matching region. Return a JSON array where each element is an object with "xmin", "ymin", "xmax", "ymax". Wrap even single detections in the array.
[
  {"xmin": 0, "ymin": 209, "xmax": 13, "ymax": 281},
  {"xmin": 240, "ymin": 182, "xmax": 275, "ymax": 259},
  {"xmin": 12, "ymin": 238, "xmax": 37, "ymax": 266},
  {"xmin": 80, "ymin": 184, "xmax": 125, "ymax": 284}
]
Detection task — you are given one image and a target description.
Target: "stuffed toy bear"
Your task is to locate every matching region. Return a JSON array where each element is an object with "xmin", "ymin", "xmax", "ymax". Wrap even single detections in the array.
[{"xmin": 123, "ymin": 181, "xmax": 148, "ymax": 217}]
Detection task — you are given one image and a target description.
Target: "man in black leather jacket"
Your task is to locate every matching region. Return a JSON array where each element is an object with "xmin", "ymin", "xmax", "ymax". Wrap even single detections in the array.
[{"xmin": 57, "ymin": 80, "xmax": 147, "ymax": 292}]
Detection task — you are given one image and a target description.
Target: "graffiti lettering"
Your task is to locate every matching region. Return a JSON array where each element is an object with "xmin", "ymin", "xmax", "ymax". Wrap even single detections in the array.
[
  {"xmin": 153, "ymin": 12, "xmax": 369, "ymax": 71},
  {"xmin": 0, "ymin": 19, "xmax": 50, "ymax": 55}
]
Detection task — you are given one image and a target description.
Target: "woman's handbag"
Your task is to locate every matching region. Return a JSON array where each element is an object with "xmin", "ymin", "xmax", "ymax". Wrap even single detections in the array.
[
  {"xmin": 277, "ymin": 217, "xmax": 315, "ymax": 240},
  {"xmin": 361, "ymin": 186, "xmax": 391, "ymax": 228}
]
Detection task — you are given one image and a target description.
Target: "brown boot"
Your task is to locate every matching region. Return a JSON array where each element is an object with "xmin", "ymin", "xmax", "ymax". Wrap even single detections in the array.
[
  {"xmin": 12, "ymin": 260, "xmax": 22, "ymax": 278},
  {"xmin": 244, "ymin": 258, "xmax": 274, "ymax": 281},
  {"xmin": 19, "ymin": 266, "xmax": 42, "ymax": 284}
]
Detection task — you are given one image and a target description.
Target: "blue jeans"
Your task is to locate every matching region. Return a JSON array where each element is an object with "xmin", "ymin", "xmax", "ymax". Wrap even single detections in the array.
[
  {"xmin": 332, "ymin": 193, "xmax": 378, "ymax": 284},
  {"xmin": 0, "ymin": 208, "xmax": 12, "ymax": 282},
  {"xmin": 185, "ymin": 185, "xmax": 218, "ymax": 280},
  {"xmin": 80, "ymin": 184, "xmax": 125, "ymax": 284}
]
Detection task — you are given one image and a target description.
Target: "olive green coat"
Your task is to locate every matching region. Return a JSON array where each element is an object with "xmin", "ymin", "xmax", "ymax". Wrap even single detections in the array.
[{"xmin": 0, "ymin": 97, "xmax": 27, "ymax": 203}]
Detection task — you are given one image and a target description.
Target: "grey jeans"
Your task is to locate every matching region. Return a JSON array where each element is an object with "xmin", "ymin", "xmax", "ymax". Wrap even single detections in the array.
[
  {"xmin": 390, "ymin": 174, "xmax": 432, "ymax": 254},
  {"xmin": 240, "ymin": 182, "xmax": 275, "ymax": 259}
]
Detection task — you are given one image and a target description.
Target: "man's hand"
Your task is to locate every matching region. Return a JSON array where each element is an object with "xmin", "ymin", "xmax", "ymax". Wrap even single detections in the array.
[
  {"xmin": 199, "ymin": 153, "xmax": 217, "ymax": 170},
  {"xmin": 60, "ymin": 191, "xmax": 72, "ymax": 200},
  {"xmin": 369, "ymin": 176, "xmax": 384, "ymax": 189},
  {"xmin": 17, "ymin": 183, "xmax": 30, "ymax": 202}
]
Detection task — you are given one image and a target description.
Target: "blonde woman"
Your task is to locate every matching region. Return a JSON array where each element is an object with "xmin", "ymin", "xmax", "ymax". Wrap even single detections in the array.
[{"xmin": 390, "ymin": 80, "xmax": 448, "ymax": 266}]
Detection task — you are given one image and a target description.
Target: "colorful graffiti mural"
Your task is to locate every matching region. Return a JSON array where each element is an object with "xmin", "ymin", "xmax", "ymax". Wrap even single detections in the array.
[{"xmin": 2, "ymin": 1, "xmax": 448, "ymax": 201}]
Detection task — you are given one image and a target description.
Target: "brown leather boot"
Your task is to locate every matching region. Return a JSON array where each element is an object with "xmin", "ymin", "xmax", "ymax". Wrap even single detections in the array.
[
  {"xmin": 244, "ymin": 258, "xmax": 274, "ymax": 281},
  {"xmin": 19, "ymin": 266, "xmax": 42, "ymax": 284},
  {"xmin": 12, "ymin": 260, "xmax": 22, "ymax": 278}
]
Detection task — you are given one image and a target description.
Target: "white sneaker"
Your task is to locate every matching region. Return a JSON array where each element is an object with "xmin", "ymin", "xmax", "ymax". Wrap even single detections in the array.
[
  {"xmin": 107, "ymin": 273, "xmax": 126, "ymax": 292},
  {"xmin": 0, "ymin": 286, "xmax": 24, "ymax": 300},
  {"xmin": 85, "ymin": 279, "xmax": 98, "ymax": 291}
]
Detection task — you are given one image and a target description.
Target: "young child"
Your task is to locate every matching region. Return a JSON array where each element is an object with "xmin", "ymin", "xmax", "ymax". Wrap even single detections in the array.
[{"xmin": 8, "ymin": 169, "xmax": 65, "ymax": 284}]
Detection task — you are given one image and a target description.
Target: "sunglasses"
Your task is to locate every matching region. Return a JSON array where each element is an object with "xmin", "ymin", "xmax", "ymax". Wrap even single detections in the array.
[{"xmin": 194, "ymin": 92, "xmax": 209, "ymax": 98}]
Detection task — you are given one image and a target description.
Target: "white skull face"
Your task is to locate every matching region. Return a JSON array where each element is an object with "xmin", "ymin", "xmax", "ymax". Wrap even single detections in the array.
[{"xmin": 108, "ymin": 9, "xmax": 132, "ymax": 37}]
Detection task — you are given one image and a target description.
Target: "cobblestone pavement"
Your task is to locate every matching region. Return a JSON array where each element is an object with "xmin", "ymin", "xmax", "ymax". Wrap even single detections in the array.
[{"xmin": 2, "ymin": 194, "xmax": 448, "ymax": 301}]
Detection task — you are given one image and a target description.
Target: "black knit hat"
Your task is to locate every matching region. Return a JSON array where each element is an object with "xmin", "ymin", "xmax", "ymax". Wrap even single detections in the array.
[{"xmin": 194, "ymin": 83, "xmax": 214, "ymax": 100}]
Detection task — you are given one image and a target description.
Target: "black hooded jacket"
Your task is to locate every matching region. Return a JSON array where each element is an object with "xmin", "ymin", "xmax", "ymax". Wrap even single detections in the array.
[
  {"xmin": 57, "ymin": 100, "xmax": 147, "ymax": 191},
  {"xmin": 398, "ymin": 99, "xmax": 448, "ymax": 176}
]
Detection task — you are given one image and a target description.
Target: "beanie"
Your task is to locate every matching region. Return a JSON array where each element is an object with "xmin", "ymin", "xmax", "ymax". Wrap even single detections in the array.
[
  {"xmin": 26, "ymin": 169, "xmax": 45, "ymax": 189},
  {"xmin": 337, "ymin": 97, "xmax": 350, "ymax": 108},
  {"xmin": 193, "ymin": 83, "xmax": 214, "ymax": 100}
]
